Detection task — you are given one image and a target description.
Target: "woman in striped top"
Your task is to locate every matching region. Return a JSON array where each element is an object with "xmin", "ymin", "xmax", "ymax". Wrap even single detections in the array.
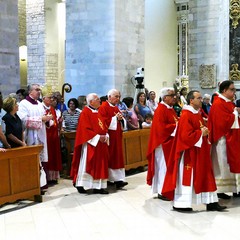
[{"xmin": 62, "ymin": 98, "xmax": 80, "ymax": 132}]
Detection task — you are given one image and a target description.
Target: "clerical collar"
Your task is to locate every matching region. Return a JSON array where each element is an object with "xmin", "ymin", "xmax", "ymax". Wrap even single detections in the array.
[
  {"xmin": 183, "ymin": 105, "xmax": 199, "ymax": 114},
  {"xmin": 42, "ymin": 103, "xmax": 50, "ymax": 110},
  {"xmin": 160, "ymin": 101, "xmax": 173, "ymax": 109},
  {"xmin": 88, "ymin": 105, "xmax": 98, "ymax": 112},
  {"xmin": 26, "ymin": 95, "xmax": 38, "ymax": 105},
  {"xmin": 107, "ymin": 101, "xmax": 115, "ymax": 107},
  {"xmin": 218, "ymin": 94, "xmax": 232, "ymax": 102}
]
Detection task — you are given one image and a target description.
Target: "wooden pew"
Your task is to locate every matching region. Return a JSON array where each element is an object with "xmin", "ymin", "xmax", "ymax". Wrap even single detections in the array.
[
  {"xmin": 0, "ymin": 145, "xmax": 43, "ymax": 206},
  {"xmin": 61, "ymin": 129, "xmax": 150, "ymax": 174},
  {"xmin": 122, "ymin": 129, "xmax": 150, "ymax": 170},
  {"xmin": 61, "ymin": 131, "xmax": 76, "ymax": 176}
]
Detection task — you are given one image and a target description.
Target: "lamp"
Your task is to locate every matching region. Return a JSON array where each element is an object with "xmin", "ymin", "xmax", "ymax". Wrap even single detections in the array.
[{"xmin": 19, "ymin": 45, "xmax": 27, "ymax": 61}]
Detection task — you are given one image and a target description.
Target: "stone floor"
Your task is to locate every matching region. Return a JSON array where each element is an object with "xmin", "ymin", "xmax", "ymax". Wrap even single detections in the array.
[{"xmin": 1, "ymin": 171, "xmax": 240, "ymax": 240}]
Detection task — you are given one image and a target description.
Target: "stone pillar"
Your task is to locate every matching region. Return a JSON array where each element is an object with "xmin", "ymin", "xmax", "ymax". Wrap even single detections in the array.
[
  {"xmin": 65, "ymin": 0, "xmax": 144, "ymax": 100},
  {"xmin": 188, "ymin": 0, "xmax": 229, "ymax": 93},
  {"xmin": 26, "ymin": 0, "xmax": 45, "ymax": 85},
  {"xmin": 0, "ymin": 0, "xmax": 19, "ymax": 95}
]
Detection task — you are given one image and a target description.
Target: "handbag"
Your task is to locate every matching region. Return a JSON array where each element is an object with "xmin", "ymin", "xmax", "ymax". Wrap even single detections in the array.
[{"xmin": 40, "ymin": 167, "xmax": 47, "ymax": 187}]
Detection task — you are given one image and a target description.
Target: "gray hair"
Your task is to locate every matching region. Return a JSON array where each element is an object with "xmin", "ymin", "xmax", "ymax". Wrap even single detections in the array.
[
  {"xmin": 203, "ymin": 93, "xmax": 211, "ymax": 100},
  {"xmin": 107, "ymin": 89, "xmax": 119, "ymax": 97},
  {"xmin": 159, "ymin": 87, "xmax": 174, "ymax": 99},
  {"xmin": 86, "ymin": 93, "xmax": 98, "ymax": 105},
  {"xmin": 28, "ymin": 83, "xmax": 40, "ymax": 93}
]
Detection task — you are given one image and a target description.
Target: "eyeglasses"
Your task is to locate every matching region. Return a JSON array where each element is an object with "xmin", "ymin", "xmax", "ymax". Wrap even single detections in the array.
[
  {"xmin": 33, "ymin": 88, "xmax": 41, "ymax": 92},
  {"xmin": 165, "ymin": 94, "xmax": 177, "ymax": 98}
]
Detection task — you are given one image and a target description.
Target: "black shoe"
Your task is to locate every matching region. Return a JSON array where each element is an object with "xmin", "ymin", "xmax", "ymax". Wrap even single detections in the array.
[
  {"xmin": 93, "ymin": 189, "xmax": 109, "ymax": 194},
  {"xmin": 47, "ymin": 180, "xmax": 58, "ymax": 185},
  {"xmin": 207, "ymin": 202, "xmax": 227, "ymax": 211},
  {"xmin": 217, "ymin": 193, "xmax": 231, "ymax": 199},
  {"xmin": 233, "ymin": 192, "xmax": 240, "ymax": 197},
  {"xmin": 40, "ymin": 190, "xmax": 46, "ymax": 195},
  {"xmin": 107, "ymin": 181, "xmax": 115, "ymax": 186},
  {"xmin": 157, "ymin": 194, "xmax": 170, "ymax": 201},
  {"xmin": 76, "ymin": 186, "xmax": 87, "ymax": 194},
  {"xmin": 173, "ymin": 206, "xmax": 193, "ymax": 212},
  {"xmin": 115, "ymin": 181, "xmax": 128, "ymax": 189}
]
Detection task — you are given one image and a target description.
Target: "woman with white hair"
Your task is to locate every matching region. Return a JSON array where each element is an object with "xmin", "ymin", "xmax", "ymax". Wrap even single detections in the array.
[{"xmin": 202, "ymin": 93, "xmax": 212, "ymax": 115}]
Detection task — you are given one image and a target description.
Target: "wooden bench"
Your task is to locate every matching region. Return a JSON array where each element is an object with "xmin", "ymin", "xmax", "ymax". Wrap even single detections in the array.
[
  {"xmin": 122, "ymin": 129, "xmax": 150, "ymax": 170},
  {"xmin": 61, "ymin": 128, "xmax": 150, "ymax": 174},
  {"xmin": 61, "ymin": 131, "xmax": 76, "ymax": 176},
  {"xmin": 0, "ymin": 145, "xmax": 43, "ymax": 206}
]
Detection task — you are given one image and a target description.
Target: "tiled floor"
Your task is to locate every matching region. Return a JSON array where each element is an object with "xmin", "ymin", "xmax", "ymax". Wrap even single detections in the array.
[{"xmin": 1, "ymin": 171, "xmax": 240, "ymax": 240}]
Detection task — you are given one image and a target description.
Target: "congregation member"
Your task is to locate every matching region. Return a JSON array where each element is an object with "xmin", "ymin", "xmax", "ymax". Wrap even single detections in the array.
[
  {"xmin": 122, "ymin": 97, "xmax": 139, "ymax": 130},
  {"xmin": 16, "ymin": 88, "xmax": 27, "ymax": 102},
  {"xmin": 134, "ymin": 92, "xmax": 152, "ymax": 128},
  {"xmin": 54, "ymin": 91, "xmax": 67, "ymax": 114},
  {"xmin": 146, "ymin": 90, "xmax": 158, "ymax": 115},
  {"xmin": 98, "ymin": 89, "xmax": 128, "ymax": 189},
  {"xmin": 202, "ymin": 93, "xmax": 212, "ymax": 115},
  {"xmin": 179, "ymin": 87, "xmax": 188, "ymax": 106},
  {"xmin": 70, "ymin": 93, "xmax": 109, "ymax": 194},
  {"xmin": 77, "ymin": 95, "xmax": 87, "ymax": 110},
  {"xmin": 173, "ymin": 91, "xmax": 182, "ymax": 117},
  {"xmin": 18, "ymin": 83, "xmax": 53, "ymax": 191},
  {"xmin": 0, "ymin": 91, "xmax": 11, "ymax": 149},
  {"xmin": 62, "ymin": 98, "xmax": 80, "ymax": 131},
  {"xmin": 208, "ymin": 80, "xmax": 240, "ymax": 199},
  {"xmin": 162, "ymin": 90, "xmax": 226, "ymax": 212},
  {"xmin": 2, "ymin": 97, "xmax": 26, "ymax": 148},
  {"xmin": 146, "ymin": 87, "xmax": 177, "ymax": 201},
  {"xmin": 141, "ymin": 113, "xmax": 153, "ymax": 129},
  {"xmin": 41, "ymin": 86, "xmax": 62, "ymax": 185}
]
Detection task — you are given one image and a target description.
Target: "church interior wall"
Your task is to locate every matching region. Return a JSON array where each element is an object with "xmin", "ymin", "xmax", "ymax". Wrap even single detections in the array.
[
  {"xmin": 0, "ymin": 0, "xmax": 20, "ymax": 96},
  {"xmin": 0, "ymin": 1, "xmax": 233, "ymax": 100},
  {"xmin": 145, "ymin": 0, "xmax": 178, "ymax": 98}
]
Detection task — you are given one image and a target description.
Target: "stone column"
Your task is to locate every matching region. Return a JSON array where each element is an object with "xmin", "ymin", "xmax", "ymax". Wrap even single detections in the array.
[
  {"xmin": 26, "ymin": 0, "xmax": 45, "ymax": 85},
  {"xmin": 65, "ymin": 0, "xmax": 144, "ymax": 100},
  {"xmin": 188, "ymin": 0, "xmax": 229, "ymax": 93},
  {"xmin": 0, "ymin": 0, "xmax": 19, "ymax": 95}
]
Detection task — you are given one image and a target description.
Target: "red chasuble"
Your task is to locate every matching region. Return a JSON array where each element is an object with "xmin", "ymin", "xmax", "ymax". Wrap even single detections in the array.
[
  {"xmin": 146, "ymin": 103, "xmax": 178, "ymax": 185},
  {"xmin": 208, "ymin": 96, "xmax": 240, "ymax": 173},
  {"xmin": 162, "ymin": 108, "xmax": 217, "ymax": 200},
  {"xmin": 70, "ymin": 107, "xmax": 109, "ymax": 183},
  {"xmin": 45, "ymin": 106, "xmax": 62, "ymax": 171},
  {"xmin": 98, "ymin": 101, "xmax": 125, "ymax": 169}
]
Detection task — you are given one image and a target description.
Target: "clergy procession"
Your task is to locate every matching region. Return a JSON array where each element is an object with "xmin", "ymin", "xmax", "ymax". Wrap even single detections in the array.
[{"xmin": 1, "ymin": 80, "xmax": 240, "ymax": 214}]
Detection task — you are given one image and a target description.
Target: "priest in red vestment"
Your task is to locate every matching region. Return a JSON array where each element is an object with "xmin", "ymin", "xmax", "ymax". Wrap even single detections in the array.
[
  {"xmin": 98, "ymin": 89, "xmax": 128, "ymax": 189},
  {"xmin": 208, "ymin": 80, "xmax": 240, "ymax": 199},
  {"xmin": 70, "ymin": 93, "xmax": 109, "ymax": 194},
  {"xmin": 41, "ymin": 88, "xmax": 62, "ymax": 185},
  {"xmin": 146, "ymin": 87, "xmax": 178, "ymax": 201},
  {"xmin": 162, "ymin": 90, "xmax": 226, "ymax": 212}
]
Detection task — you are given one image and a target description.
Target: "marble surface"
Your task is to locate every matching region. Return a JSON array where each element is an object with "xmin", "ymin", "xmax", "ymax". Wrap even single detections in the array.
[{"xmin": 1, "ymin": 171, "xmax": 240, "ymax": 240}]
